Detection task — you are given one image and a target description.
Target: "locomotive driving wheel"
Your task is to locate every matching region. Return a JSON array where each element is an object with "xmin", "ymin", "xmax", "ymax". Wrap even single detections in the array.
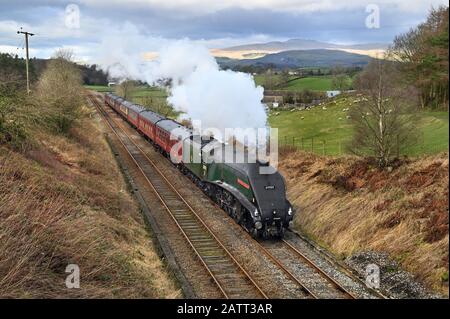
[{"xmin": 232, "ymin": 201, "xmax": 243, "ymax": 225}]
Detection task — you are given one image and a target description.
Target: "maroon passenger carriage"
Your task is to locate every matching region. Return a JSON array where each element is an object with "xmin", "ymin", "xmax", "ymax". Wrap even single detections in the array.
[{"xmin": 104, "ymin": 92, "xmax": 191, "ymax": 163}]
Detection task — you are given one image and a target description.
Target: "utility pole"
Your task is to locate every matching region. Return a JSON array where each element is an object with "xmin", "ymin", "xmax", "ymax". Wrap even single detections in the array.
[{"xmin": 17, "ymin": 28, "xmax": 34, "ymax": 94}]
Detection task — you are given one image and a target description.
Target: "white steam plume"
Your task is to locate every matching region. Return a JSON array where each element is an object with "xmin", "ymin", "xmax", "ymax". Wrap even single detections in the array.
[{"xmin": 96, "ymin": 26, "xmax": 267, "ymax": 145}]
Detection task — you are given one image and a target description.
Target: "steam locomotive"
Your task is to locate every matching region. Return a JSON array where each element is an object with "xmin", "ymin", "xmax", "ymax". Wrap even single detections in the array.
[{"xmin": 104, "ymin": 93, "xmax": 295, "ymax": 238}]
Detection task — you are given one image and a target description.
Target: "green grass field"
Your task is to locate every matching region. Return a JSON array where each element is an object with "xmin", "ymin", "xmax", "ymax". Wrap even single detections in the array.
[
  {"xmin": 269, "ymin": 96, "xmax": 449, "ymax": 156},
  {"xmin": 84, "ymin": 85, "xmax": 167, "ymax": 100},
  {"xmin": 405, "ymin": 111, "xmax": 449, "ymax": 156},
  {"xmin": 284, "ymin": 76, "xmax": 334, "ymax": 91},
  {"xmin": 254, "ymin": 74, "xmax": 280, "ymax": 86},
  {"xmin": 130, "ymin": 86, "xmax": 168, "ymax": 105},
  {"xmin": 254, "ymin": 75, "xmax": 339, "ymax": 91},
  {"xmin": 85, "ymin": 84, "xmax": 448, "ymax": 157},
  {"xmin": 132, "ymin": 86, "xmax": 167, "ymax": 98},
  {"xmin": 84, "ymin": 85, "xmax": 113, "ymax": 92},
  {"xmin": 269, "ymin": 97, "xmax": 354, "ymax": 155}
]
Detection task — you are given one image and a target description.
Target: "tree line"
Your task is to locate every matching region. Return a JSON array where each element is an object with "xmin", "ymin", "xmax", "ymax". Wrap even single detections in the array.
[
  {"xmin": 390, "ymin": 6, "xmax": 448, "ymax": 110},
  {"xmin": 0, "ymin": 50, "xmax": 84, "ymax": 150},
  {"xmin": 349, "ymin": 6, "xmax": 448, "ymax": 167},
  {"xmin": 0, "ymin": 53, "xmax": 109, "ymax": 88}
]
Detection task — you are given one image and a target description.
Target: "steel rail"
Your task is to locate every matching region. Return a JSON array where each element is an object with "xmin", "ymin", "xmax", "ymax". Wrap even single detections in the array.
[
  {"xmin": 89, "ymin": 93, "xmax": 267, "ymax": 299},
  {"xmin": 92, "ymin": 92, "xmax": 383, "ymax": 299},
  {"xmin": 281, "ymin": 239, "xmax": 357, "ymax": 299}
]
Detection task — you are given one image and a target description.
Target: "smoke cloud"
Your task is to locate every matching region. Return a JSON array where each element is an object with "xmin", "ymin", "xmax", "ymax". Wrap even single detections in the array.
[{"xmin": 96, "ymin": 25, "xmax": 268, "ymax": 145}]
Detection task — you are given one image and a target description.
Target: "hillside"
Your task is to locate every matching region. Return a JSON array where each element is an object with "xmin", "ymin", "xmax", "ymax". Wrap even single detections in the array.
[
  {"xmin": 225, "ymin": 38, "xmax": 388, "ymax": 52},
  {"xmin": 218, "ymin": 49, "xmax": 372, "ymax": 69},
  {"xmin": 213, "ymin": 39, "xmax": 388, "ymax": 59},
  {"xmin": 279, "ymin": 150, "xmax": 449, "ymax": 296},
  {"xmin": 0, "ymin": 95, "xmax": 180, "ymax": 298},
  {"xmin": 269, "ymin": 94, "xmax": 449, "ymax": 156}
]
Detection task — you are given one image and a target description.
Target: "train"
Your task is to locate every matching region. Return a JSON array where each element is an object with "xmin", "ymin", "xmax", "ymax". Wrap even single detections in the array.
[{"xmin": 104, "ymin": 93, "xmax": 295, "ymax": 238}]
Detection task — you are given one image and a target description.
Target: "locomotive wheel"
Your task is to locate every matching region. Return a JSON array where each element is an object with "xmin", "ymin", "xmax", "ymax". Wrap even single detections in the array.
[
  {"xmin": 232, "ymin": 201, "xmax": 243, "ymax": 224},
  {"xmin": 250, "ymin": 227, "xmax": 258, "ymax": 239},
  {"xmin": 277, "ymin": 226, "xmax": 285, "ymax": 238}
]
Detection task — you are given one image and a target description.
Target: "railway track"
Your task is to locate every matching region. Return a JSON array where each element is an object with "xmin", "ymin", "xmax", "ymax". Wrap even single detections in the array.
[
  {"xmin": 257, "ymin": 239, "xmax": 357, "ymax": 299},
  {"xmin": 88, "ymin": 93, "xmax": 267, "ymax": 299},
  {"xmin": 88, "ymin": 92, "xmax": 380, "ymax": 299}
]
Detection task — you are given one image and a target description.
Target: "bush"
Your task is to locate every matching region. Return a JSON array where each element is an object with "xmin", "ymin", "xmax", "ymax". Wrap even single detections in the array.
[
  {"xmin": 36, "ymin": 49, "xmax": 83, "ymax": 134},
  {"xmin": 0, "ymin": 95, "xmax": 30, "ymax": 151}
]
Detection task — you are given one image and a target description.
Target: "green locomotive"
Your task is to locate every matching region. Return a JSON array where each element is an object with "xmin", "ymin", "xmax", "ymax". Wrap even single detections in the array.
[{"xmin": 180, "ymin": 136, "xmax": 294, "ymax": 238}]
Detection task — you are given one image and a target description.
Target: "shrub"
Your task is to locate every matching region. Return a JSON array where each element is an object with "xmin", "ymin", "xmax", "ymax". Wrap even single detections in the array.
[
  {"xmin": 36, "ymin": 49, "xmax": 83, "ymax": 134},
  {"xmin": 0, "ymin": 95, "xmax": 30, "ymax": 151}
]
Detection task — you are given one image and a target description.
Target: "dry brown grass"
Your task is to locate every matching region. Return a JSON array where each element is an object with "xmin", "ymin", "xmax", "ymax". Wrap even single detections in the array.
[
  {"xmin": 0, "ymin": 107, "xmax": 180, "ymax": 298},
  {"xmin": 279, "ymin": 151, "xmax": 449, "ymax": 295}
]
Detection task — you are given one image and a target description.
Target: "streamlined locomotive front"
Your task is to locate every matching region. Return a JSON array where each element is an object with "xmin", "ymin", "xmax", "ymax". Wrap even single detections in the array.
[{"xmin": 246, "ymin": 163, "xmax": 294, "ymax": 238}]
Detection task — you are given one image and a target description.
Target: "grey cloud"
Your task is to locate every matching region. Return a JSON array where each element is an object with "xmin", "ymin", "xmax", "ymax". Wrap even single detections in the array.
[{"xmin": 0, "ymin": 0, "xmax": 445, "ymax": 61}]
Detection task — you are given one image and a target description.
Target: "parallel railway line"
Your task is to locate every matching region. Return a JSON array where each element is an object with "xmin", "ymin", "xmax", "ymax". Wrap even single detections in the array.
[
  {"xmin": 88, "ymin": 92, "xmax": 381, "ymax": 299},
  {"xmin": 257, "ymin": 240, "xmax": 357, "ymax": 298},
  {"xmin": 89, "ymin": 93, "xmax": 266, "ymax": 299}
]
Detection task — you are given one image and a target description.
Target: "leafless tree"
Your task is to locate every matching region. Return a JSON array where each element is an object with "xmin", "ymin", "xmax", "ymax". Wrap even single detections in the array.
[
  {"xmin": 348, "ymin": 58, "xmax": 419, "ymax": 167},
  {"xmin": 53, "ymin": 48, "xmax": 75, "ymax": 62},
  {"xmin": 36, "ymin": 49, "xmax": 83, "ymax": 133},
  {"xmin": 115, "ymin": 80, "xmax": 137, "ymax": 100},
  {"xmin": 331, "ymin": 65, "xmax": 351, "ymax": 91},
  {"xmin": 138, "ymin": 94, "xmax": 174, "ymax": 117}
]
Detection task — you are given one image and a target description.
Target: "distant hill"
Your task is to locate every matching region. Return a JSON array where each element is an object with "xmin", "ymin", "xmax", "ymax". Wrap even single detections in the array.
[
  {"xmin": 217, "ymin": 49, "xmax": 373, "ymax": 69},
  {"xmin": 211, "ymin": 39, "xmax": 388, "ymax": 60},
  {"xmin": 225, "ymin": 38, "xmax": 388, "ymax": 52}
]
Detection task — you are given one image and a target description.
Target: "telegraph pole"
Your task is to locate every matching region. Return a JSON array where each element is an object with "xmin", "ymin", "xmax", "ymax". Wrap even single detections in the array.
[{"xmin": 17, "ymin": 28, "xmax": 34, "ymax": 94}]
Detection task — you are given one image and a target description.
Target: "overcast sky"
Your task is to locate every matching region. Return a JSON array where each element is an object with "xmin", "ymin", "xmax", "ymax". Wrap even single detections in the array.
[{"xmin": 0, "ymin": 0, "xmax": 448, "ymax": 63}]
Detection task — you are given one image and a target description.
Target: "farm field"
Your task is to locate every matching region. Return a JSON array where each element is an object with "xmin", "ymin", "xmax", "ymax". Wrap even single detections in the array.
[
  {"xmin": 87, "ymin": 74, "xmax": 339, "ymax": 95},
  {"xmin": 84, "ymin": 85, "xmax": 167, "ymax": 100},
  {"xmin": 269, "ymin": 95, "xmax": 449, "ymax": 156},
  {"xmin": 84, "ymin": 84, "xmax": 113, "ymax": 92},
  {"xmin": 253, "ymin": 74, "xmax": 344, "ymax": 91},
  {"xmin": 86, "ymin": 85, "xmax": 448, "ymax": 157},
  {"xmin": 284, "ymin": 76, "xmax": 334, "ymax": 91},
  {"xmin": 253, "ymin": 74, "xmax": 282, "ymax": 86}
]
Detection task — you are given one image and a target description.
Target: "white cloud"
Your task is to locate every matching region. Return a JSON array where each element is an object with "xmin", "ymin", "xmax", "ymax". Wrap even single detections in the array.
[
  {"xmin": 1, "ymin": 0, "xmax": 447, "ymax": 62},
  {"xmin": 79, "ymin": 0, "xmax": 449, "ymax": 14}
]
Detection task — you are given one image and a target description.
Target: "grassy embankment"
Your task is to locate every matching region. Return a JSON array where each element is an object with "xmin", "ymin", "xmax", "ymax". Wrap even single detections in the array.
[
  {"xmin": 279, "ymin": 150, "xmax": 448, "ymax": 295},
  {"xmin": 0, "ymin": 92, "xmax": 180, "ymax": 298}
]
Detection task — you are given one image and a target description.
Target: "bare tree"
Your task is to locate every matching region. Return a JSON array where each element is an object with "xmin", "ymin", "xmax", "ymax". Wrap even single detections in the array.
[
  {"xmin": 36, "ymin": 49, "xmax": 83, "ymax": 133},
  {"xmin": 138, "ymin": 94, "xmax": 174, "ymax": 117},
  {"xmin": 331, "ymin": 65, "xmax": 351, "ymax": 91},
  {"xmin": 280, "ymin": 69, "xmax": 290, "ymax": 86},
  {"xmin": 115, "ymin": 80, "xmax": 137, "ymax": 100},
  {"xmin": 53, "ymin": 48, "xmax": 75, "ymax": 62},
  {"xmin": 348, "ymin": 58, "xmax": 419, "ymax": 167},
  {"xmin": 263, "ymin": 69, "xmax": 278, "ymax": 90}
]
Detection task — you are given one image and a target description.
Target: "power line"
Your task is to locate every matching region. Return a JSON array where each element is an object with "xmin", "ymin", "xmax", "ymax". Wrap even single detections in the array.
[
  {"xmin": 15, "ymin": 38, "xmax": 24, "ymax": 58},
  {"xmin": 17, "ymin": 27, "xmax": 34, "ymax": 95}
]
